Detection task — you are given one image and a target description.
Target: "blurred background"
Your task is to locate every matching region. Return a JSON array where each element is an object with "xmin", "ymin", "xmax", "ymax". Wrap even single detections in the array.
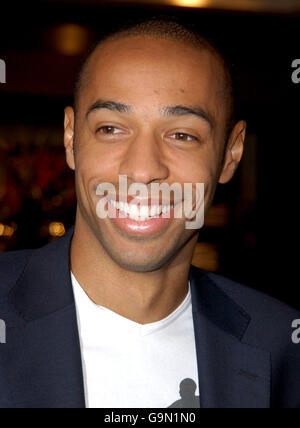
[{"xmin": 0, "ymin": 0, "xmax": 299, "ymax": 308}]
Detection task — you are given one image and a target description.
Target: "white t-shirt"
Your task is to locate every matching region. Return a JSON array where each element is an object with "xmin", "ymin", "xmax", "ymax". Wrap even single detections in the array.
[{"xmin": 71, "ymin": 273, "xmax": 200, "ymax": 408}]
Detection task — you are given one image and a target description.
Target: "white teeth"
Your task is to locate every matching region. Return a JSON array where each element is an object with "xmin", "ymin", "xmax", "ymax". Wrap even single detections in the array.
[
  {"xmin": 150, "ymin": 205, "xmax": 158, "ymax": 217},
  {"xmin": 140, "ymin": 205, "xmax": 149, "ymax": 220},
  {"xmin": 130, "ymin": 204, "xmax": 139, "ymax": 217},
  {"xmin": 110, "ymin": 199, "xmax": 117, "ymax": 208},
  {"xmin": 118, "ymin": 201, "xmax": 125, "ymax": 212},
  {"xmin": 108, "ymin": 199, "xmax": 174, "ymax": 221},
  {"xmin": 140, "ymin": 205, "xmax": 149, "ymax": 217}
]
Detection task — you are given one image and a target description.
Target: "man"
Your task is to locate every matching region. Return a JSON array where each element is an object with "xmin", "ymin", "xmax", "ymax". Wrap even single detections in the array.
[{"xmin": 0, "ymin": 19, "xmax": 300, "ymax": 408}]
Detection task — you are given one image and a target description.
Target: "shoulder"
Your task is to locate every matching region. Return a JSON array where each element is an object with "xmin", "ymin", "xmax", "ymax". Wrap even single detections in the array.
[
  {"xmin": 0, "ymin": 229, "xmax": 74, "ymax": 300},
  {"xmin": 206, "ymin": 270, "xmax": 300, "ymax": 320},
  {"xmin": 207, "ymin": 271, "xmax": 300, "ymax": 408},
  {"xmin": 204, "ymin": 270, "xmax": 300, "ymax": 355},
  {"xmin": 0, "ymin": 249, "xmax": 33, "ymax": 297}
]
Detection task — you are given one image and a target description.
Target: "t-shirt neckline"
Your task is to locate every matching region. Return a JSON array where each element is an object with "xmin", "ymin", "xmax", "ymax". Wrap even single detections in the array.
[{"xmin": 71, "ymin": 272, "xmax": 191, "ymax": 336}]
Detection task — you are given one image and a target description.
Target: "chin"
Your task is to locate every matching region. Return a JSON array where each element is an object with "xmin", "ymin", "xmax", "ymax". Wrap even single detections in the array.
[
  {"xmin": 107, "ymin": 250, "xmax": 173, "ymax": 273},
  {"xmin": 91, "ymin": 219, "xmax": 192, "ymax": 272},
  {"xmin": 99, "ymin": 239, "xmax": 182, "ymax": 273}
]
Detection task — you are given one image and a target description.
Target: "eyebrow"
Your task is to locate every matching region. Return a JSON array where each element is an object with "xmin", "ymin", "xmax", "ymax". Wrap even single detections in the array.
[
  {"xmin": 86, "ymin": 99, "xmax": 214, "ymax": 129},
  {"xmin": 86, "ymin": 99, "xmax": 132, "ymax": 118},
  {"xmin": 161, "ymin": 105, "xmax": 214, "ymax": 129}
]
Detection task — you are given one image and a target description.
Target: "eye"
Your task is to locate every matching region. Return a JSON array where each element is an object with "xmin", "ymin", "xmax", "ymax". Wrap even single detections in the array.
[
  {"xmin": 96, "ymin": 126, "xmax": 123, "ymax": 135},
  {"xmin": 169, "ymin": 132, "xmax": 198, "ymax": 142}
]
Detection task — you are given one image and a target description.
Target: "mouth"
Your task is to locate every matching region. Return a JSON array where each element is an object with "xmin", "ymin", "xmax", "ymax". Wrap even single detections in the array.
[
  {"xmin": 106, "ymin": 198, "xmax": 180, "ymax": 236},
  {"xmin": 108, "ymin": 199, "xmax": 175, "ymax": 221}
]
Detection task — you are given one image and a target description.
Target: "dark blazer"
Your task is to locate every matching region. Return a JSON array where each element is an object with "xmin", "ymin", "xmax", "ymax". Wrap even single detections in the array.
[{"xmin": 0, "ymin": 228, "xmax": 300, "ymax": 408}]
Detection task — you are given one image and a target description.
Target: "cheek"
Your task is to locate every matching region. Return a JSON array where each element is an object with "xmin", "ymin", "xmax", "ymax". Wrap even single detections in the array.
[
  {"xmin": 75, "ymin": 138, "xmax": 119, "ymax": 189},
  {"xmin": 74, "ymin": 154, "xmax": 112, "ymax": 210},
  {"xmin": 174, "ymin": 149, "xmax": 220, "ymax": 211},
  {"xmin": 175, "ymin": 149, "xmax": 219, "ymax": 186}
]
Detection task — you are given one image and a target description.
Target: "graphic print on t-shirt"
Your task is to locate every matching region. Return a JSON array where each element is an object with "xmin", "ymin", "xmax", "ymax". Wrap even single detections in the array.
[{"xmin": 168, "ymin": 378, "xmax": 200, "ymax": 408}]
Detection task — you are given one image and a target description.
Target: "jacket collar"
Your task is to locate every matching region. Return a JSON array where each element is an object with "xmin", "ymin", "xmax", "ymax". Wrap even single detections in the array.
[{"xmin": 189, "ymin": 265, "xmax": 251, "ymax": 340}]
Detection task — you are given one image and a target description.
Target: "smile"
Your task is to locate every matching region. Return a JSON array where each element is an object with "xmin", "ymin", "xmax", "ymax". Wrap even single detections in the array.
[
  {"xmin": 105, "ymin": 199, "xmax": 178, "ymax": 237},
  {"xmin": 108, "ymin": 199, "xmax": 175, "ymax": 221}
]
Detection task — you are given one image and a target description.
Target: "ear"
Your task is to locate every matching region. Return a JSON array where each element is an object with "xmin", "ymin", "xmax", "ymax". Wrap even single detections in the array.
[
  {"xmin": 64, "ymin": 106, "xmax": 75, "ymax": 171},
  {"xmin": 218, "ymin": 120, "xmax": 246, "ymax": 184}
]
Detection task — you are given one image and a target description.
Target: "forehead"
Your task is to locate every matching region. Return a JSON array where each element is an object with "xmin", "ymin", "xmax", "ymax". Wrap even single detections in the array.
[{"xmin": 79, "ymin": 35, "xmax": 225, "ymax": 119}]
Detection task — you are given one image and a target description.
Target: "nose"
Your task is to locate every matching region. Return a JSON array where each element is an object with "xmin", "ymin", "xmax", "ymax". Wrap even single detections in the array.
[{"xmin": 119, "ymin": 131, "xmax": 169, "ymax": 185}]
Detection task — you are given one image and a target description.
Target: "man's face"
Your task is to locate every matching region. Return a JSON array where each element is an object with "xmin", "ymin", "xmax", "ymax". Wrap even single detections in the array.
[{"xmin": 64, "ymin": 35, "xmax": 245, "ymax": 272}]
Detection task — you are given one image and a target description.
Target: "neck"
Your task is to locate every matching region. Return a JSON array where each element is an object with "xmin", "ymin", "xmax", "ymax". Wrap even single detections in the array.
[{"xmin": 70, "ymin": 215, "xmax": 197, "ymax": 324}]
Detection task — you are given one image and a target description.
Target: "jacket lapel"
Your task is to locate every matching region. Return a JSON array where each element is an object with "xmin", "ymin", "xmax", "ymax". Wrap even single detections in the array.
[
  {"xmin": 6, "ymin": 228, "xmax": 85, "ymax": 408},
  {"xmin": 189, "ymin": 266, "xmax": 271, "ymax": 408}
]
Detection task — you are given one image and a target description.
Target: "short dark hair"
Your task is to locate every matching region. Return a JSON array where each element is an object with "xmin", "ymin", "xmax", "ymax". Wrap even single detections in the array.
[{"xmin": 73, "ymin": 17, "xmax": 235, "ymax": 133}]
